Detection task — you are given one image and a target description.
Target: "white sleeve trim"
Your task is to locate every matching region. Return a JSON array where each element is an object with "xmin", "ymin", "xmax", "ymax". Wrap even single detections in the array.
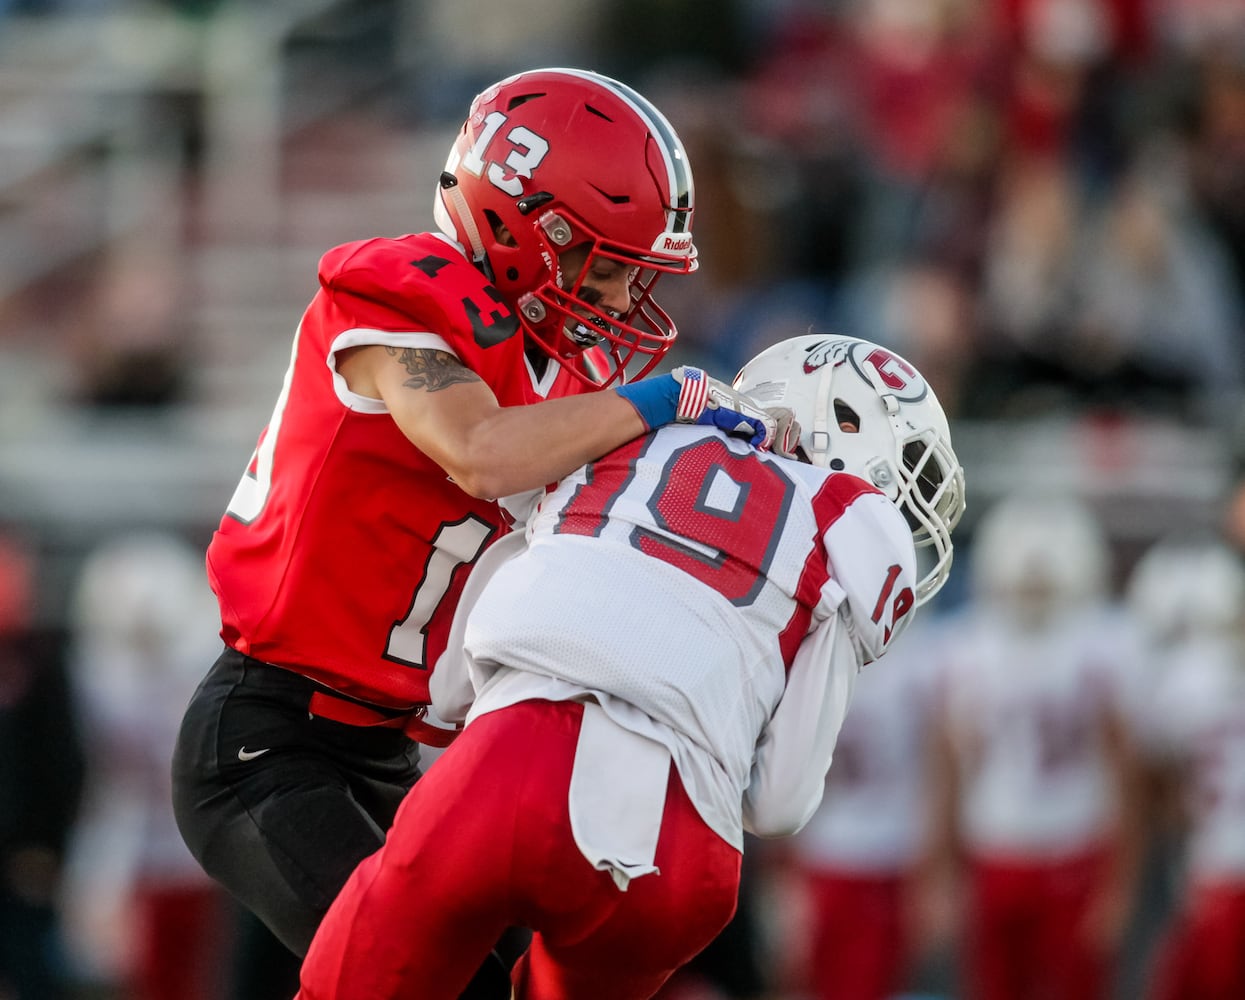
[{"xmin": 326, "ymin": 328, "xmax": 459, "ymax": 412}]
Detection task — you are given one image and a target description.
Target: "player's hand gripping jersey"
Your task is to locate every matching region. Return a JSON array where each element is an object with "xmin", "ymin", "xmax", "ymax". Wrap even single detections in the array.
[
  {"xmin": 436, "ymin": 424, "xmax": 920, "ymax": 850},
  {"xmin": 207, "ymin": 234, "xmax": 598, "ymax": 709}
]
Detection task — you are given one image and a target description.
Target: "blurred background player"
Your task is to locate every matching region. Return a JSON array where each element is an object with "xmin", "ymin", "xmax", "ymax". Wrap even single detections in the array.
[
  {"xmin": 60, "ymin": 532, "xmax": 228, "ymax": 1000},
  {"xmin": 169, "ymin": 66, "xmax": 776, "ymax": 997},
  {"xmin": 0, "ymin": 528, "xmax": 85, "ymax": 1000},
  {"xmin": 926, "ymin": 493, "xmax": 1146, "ymax": 1000},
  {"xmin": 1127, "ymin": 537, "xmax": 1245, "ymax": 1000},
  {"xmin": 776, "ymin": 615, "xmax": 946, "ymax": 1000},
  {"xmin": 295, "ymin": 333, "xmax": 965, "ymax": 1000}
]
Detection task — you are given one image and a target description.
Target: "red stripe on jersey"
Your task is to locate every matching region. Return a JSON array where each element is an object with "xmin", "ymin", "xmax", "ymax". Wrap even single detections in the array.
[
  {"xmin": 777, "ymin": 474, "xmax": 884, "ymax": 668},
  {"xmin": 555, "ymin": 436, "xmax": 647, "ymax": 536}
]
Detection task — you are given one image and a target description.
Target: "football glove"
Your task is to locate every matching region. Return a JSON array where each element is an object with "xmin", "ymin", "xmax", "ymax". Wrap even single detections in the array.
[
  {"xmin": 669, "ymin": 366, "xmax": 774, "ymax": 449},
  {"xmin": 615, "ymin": 367, "xmax": 778, "ymax": 450},
  {"xmin": 766, "ymin": 406, "xmax": 802, "ymax": 460}
]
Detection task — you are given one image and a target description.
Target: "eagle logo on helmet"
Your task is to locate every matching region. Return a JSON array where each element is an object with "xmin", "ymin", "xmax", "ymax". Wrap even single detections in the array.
[{"xmin": 801, "ymin": 338, "xmax": 852, "ymax": 374}]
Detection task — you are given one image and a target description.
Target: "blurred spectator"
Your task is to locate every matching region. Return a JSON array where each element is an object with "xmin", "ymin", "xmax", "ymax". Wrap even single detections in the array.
[
  {"xmin": 1066, "ymin": 142, "xmax": 1243, "ymax": 410},
  {"xmin": 1173, "ymin": 4, "xmax": 1245, "ymax": 296},
  {"xmin": 971, "ymin": 138, "xmax": 1243, "ymax": 418},
  {"xmin": 849, "ymin": 0, "xmax": 994, "ymax": 185},
  {"xmin": 59, "ymin": 531, "xmax": 229, "ymax": 1000},
  {"xmin": 1226, "ymin": 476, "xmax": 1245, "ymax": 558},
  {"xmin": 737, "ymin": 5, "xmax": 865, "ymax": 284},
  {"xmin": 1224, "ymin": 395, "xmax": 1245, "ymax": 556},
  {"xmin": 968, "ymin": 155, "xmax": 1082, "ymax": 415},
  {"xmin": 927, "ymin": 493, "xmax": 1146, "ymax": 1000},
  {"xmin": 400, "ymin": 0, "xmax": 604, "ymax": 122},
  {"xmin": 842, "ymin": 257, "xmax": 979, "ymax": 418},
  {"xmin": 995, "ymin": 0, "xmax": 1144, "ymax": 182},
  {"xmin": 738, "ymin": 0, "xmax": 999, "ymax": 276},
  {"xmin": 67, "ymin": 235, "xmax": 193, "ymax": 410},
  {"xmin": 596, "ymin": 0, "xmax": 751, "ymax": 82},
  {"xmin": 0, "ymin": 528, "xmax": 85, "ymax": 1000}
]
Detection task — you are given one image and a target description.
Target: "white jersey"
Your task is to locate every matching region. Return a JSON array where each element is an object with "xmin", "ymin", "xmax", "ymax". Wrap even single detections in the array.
[
  {"xmin": 934, "ymin": 602, "xmax": 1141, "ymax": 858},
  {"xmin": 790, "ymin": 618, "xmax": 941, "ymax": 872},
  {"xmin": 1144, "ymin": 637, "xmax": 1245, "ymax": 880},
  {"xmin": 434, "ymin": 425, "xmax": 918, "ymax": 856}
]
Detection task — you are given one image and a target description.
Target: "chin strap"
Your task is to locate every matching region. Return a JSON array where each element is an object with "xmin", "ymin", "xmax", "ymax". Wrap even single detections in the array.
[
  {"xmin": 439, "ymin": 172, "xmax": 488, "ymax": 264},
  {"xmin": 809, "ymin": 365, "xmax": 833, "ymax": 466}
]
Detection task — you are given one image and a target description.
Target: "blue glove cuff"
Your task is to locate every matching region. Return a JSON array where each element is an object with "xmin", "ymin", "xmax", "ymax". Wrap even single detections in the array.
[{"xmin": 614, "ymin": 374, "xmax": 680, "ymax": 431}]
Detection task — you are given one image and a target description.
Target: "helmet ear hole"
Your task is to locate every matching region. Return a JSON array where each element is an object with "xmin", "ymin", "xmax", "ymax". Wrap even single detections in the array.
[
  {"xmin": 485, "ymin": 211, "xmax": 514, "ymax": 246},
  {"xmin": 834, "ymin": 400, "xmax": 860, "ymax": 433}
]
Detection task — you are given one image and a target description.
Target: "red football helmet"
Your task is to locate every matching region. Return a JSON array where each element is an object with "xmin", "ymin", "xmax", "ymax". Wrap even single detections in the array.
[{"xmin": 433, "ymin": 67, "xmax": 698, "ymax": 388}]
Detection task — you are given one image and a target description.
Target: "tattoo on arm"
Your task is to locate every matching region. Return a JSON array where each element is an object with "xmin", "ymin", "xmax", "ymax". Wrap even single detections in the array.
[{"xmin": 385, "ymin": 348, "xmax": 482, "ymax": 392}]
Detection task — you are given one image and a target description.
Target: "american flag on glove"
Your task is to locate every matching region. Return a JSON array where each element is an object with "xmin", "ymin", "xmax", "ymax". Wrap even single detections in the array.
[
  {"xmin": 674, "ymin": 366, "xmax": 710, "ymax": 421},
  {"xmin": 670, "ymin": 366, "xmax": 779, "ymax": 450}
]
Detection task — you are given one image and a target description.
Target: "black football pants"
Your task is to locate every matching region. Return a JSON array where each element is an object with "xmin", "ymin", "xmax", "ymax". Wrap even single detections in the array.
[{"xmin": 171, "ymin": 647, "xmax": 422, "ymax": 957}]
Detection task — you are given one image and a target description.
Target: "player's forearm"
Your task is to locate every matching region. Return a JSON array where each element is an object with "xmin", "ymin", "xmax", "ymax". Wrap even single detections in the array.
[
  {"xmin": 444, "ymin": 390, "xmax": 648, "ymax": 499},
  {"xmin": 744, "ymin": 619, "xmax": 858, "ymax": 837}
]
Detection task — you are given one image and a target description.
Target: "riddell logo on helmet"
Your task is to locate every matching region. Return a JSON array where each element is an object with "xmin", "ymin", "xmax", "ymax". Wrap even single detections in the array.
[{"xmin": 652, "ymin": 233, "xmax": 694, "ymax": 255}]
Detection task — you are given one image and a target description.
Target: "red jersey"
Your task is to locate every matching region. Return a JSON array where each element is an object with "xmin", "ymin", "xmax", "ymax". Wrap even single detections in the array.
[{"xmin": 207, "ymin": 233, "xmax": 593, "ymax": 708}]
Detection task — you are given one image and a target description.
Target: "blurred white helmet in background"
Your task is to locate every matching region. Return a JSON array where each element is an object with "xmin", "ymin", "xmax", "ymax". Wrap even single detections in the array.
[
  {"xmin": 971, "ymin": 493, "xmax": 1109, "ymax": 627},
  {"xmin": 1126, "ymin": 537, "xmax": 1245, "ymax": 646},
  {"xmin": 71, "ymin": 531, "xmax": 217, "ymax": 667}
]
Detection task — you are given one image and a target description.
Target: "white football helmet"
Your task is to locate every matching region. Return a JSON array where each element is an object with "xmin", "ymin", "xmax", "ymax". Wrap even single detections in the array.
[
  {"xmin": 734, "ymin": 334, "xmax": 965, "ymax": 605},
  {"xmin": 971, "ymin": 493, "xmax": 1108, "ymax": 627},
  {"xmin": 1127, "ymin": 537, "xmax": 1245, "ymax": 646},
  {"xmin": 71, "ymin": 531, "xmax": 218, "ymax": 662}
]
